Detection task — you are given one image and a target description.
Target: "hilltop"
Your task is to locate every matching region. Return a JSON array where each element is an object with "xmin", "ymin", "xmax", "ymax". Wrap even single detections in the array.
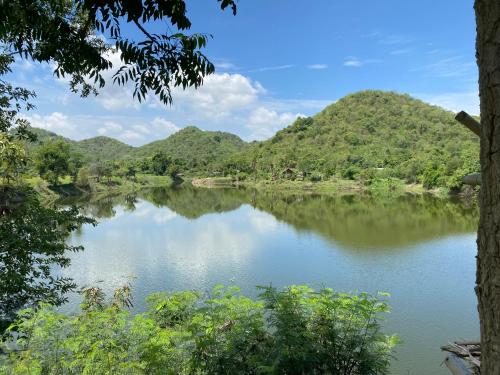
[
  {"xmin": 224, "ymin": 90, "xmax": 479, "ymax": 189},
  {"xmin": 25, "ymin": 128, "xmax": 133, "ymax": 162},
  {"xmin": 25, "ymin": 125, "xmax": 248, "ymax": 174},
  {"xmin": 135, "ymin": 126, "xmax": 248, "ymax": 173},
  {"xmin": 23, "ymin": 91, "xmax": 480, "ymax": 190},
  {"xmin": 75, "ymin": 136, "xmax": 135, "ymax": 161}
]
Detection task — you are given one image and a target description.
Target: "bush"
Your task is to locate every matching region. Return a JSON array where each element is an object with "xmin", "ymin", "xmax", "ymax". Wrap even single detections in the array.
[
  {"xmin": 342, "ymin": 165, "xmax": 361, "ymax": 180},
  {"xmin": 76, "ymin": 166, "xmax": 91, "ymax": 187},
  {"xmin": 0, "ymin": 285, "xmax": 397, "ymax": 375},
  {"xmin": 309, "ymin": 171, "xmax": 323, "ymax": 182},
  {"xmin": 420, "ymin": 163, "xmax": 446, "ymax": 189}
]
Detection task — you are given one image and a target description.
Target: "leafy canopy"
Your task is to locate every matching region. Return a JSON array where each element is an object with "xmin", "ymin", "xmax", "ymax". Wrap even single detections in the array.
[
  {"xmin": 0, "ymin": 0, "xmax": 237, "ymax": 105},
  {"xmin": 1, "ymin": 284, "xmax": 397, "ymax": 375},
  {"xmin": 0, "ymin": 189, "xmax": 94, "ymax": 326}
]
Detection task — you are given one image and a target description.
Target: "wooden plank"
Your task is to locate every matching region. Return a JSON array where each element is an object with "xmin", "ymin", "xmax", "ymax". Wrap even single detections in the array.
[
  {"xmin": 444, "ymin": 354, "xmax": 474, "ymax": 375},
  {"xmin": 462, "ymin": 173, "xmax": 481, "ymax": 186},
  {"xmin": 455, "ymin": 111, "xmax": 481, "ymax": 137}
]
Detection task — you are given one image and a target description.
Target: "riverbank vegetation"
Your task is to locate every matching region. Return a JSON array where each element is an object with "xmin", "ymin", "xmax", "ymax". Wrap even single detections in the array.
[
  {"xmin": 13, "ymin": 91, "xmax": 480, "ymax": 200},
  {"xmin": 0, "ymin": 284, "xmax": 397, "ymax": 375}
]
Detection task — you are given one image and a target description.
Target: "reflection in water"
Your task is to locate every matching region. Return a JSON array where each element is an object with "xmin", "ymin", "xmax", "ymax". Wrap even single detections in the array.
[
  {"xmin": 60, "ymin": 187, "xmax": 479, "ymax": 375},
  {"xmin": 63, "ymin": 187, "xmax": 478, "ymax": 250}
]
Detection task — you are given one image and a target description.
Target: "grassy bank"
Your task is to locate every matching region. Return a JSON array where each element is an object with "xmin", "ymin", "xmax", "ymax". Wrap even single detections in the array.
[
  {"xmin": 26, "ymin": 174, "xmax": 176, "ymax": 202},
  {"xmin": 190, "ymin": 176, "xmax": 446, "ymax": 197},
  {"xmin": 23, "ymin": 173, "xmax": 455, "ymax": 203}
]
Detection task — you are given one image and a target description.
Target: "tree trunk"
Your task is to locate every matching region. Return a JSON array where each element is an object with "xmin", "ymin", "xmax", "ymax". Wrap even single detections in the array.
[{"xmin": 474, "ymin": 1, "xmax": 500, "ymax": 373}]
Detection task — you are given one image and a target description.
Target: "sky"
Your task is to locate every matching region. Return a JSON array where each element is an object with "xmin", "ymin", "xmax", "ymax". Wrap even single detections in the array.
[{"xmin": 8, "ymin": 0, "xmax": 478, "ymax": 146}]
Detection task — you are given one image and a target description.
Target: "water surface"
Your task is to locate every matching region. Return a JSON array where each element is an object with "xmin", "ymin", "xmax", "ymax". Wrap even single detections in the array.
[{"xmin": 61, "ymin": 187, "xmax": 479, "ymax": 375}]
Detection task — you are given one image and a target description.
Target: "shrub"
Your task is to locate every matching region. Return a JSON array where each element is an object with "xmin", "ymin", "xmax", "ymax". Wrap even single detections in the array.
[
  {"xmin": 309, "ymin": 171, "xmax": 323, "ymax": 182},
  {"xmin": 76, "ymin": 166, "xmax": 91, "ymax": 187},
  {"xmin": 420, "ymin": 163, "xmax": 446, "ymax": 189},
  {"xmin": 0, "ymin": 285, "xmax": 397, "ymax": 375}
]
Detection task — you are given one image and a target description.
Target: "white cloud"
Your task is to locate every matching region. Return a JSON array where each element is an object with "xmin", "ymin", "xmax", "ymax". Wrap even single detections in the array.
[
  {"xmin": 343, "ymin": 57, "xmax": 382, "ymax": 68},
  {"xmin": 120, "ymin": 130, "xmax": 144, "ymax": 141},
  {"xmin": 365, "ymin": 31, "xmax": 414, "ymax": 46},
  {"xmin": 215, "ymin": 62, "xmax": 237, "ymax": 70},
  {"xmin": 248, "ymin": 64, "xmax": 295, "ymax": 73},
  {"xmin": 153, "ymin": 209, "xmax": 178, "ymax": 224},
  {"xmin": 414, "ymin": 91, "xmax": 479, "ymax": 115},
  {"xmin": 413, "ymin": 56, "xmax": 476, "ymax": 78},
  {"xmin": 391, "ymin": 48, "xmax": 414, "ymax": 55},
  {"xmin": 97, "ymin": 121, "xmax": 123, "ymax": 135},
  {"xmin": 113, "ymin": 117, "xmax": 180, "ymax": 145},
  {"xmin": 171, "ymin": 73, "xmax": 265, "ymax": 119},
  {"xmin": 344, "ymin": 58, "xmax": 363, "ymax": 67},
  {"xmin": 151, "ymin": 117, "xmax": 180, "ymax": 136},
  {"xmin": 24, "ymin": 112, "xmax": 76, "ymax": 137},
  {"xmin": 132, "ymin": 124, "xmax": 151, "ymax": 135},
  {"xmin": 307, "ymin": 64, "xmax": 328, "ymax": 70},
  {"xmin": 246, "ymin": 107, "xmax": 304, "ymax": 140}
]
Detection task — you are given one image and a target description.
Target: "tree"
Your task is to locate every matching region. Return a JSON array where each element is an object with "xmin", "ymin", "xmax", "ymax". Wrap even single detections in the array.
[
  {"xmin": 0, "ymin": 189, "xmax": 93, "ymax": 328},
  {"xmin": 0, "ymin": 0, "xmax": 239, "ymax": 328},
  {"xmin": 0, "ymin": 133, "xmax": 27, "ymax": 184},
  {"xmin": 35, "ymin": 140, "xmax": 71, "ymax": 185},
  {"xmin": 474, "ymin": 1, "xmax": 500, "ymax": 372},
  {"xmin": 151, "ymin": 151, "xmax": 172, "ymax": 176},
  {"xmin": 0, "ymin": 0, "xmax": 237, "ymax": 106},
  {"xmin": 68, "ymin": 151, "xmax": 84, "ymax": 183}
]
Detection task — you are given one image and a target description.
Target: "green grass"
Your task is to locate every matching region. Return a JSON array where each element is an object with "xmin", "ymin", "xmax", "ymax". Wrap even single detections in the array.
[{"xmin": 24, "ymin": 174, "xmax": 175, "ymax": 201}]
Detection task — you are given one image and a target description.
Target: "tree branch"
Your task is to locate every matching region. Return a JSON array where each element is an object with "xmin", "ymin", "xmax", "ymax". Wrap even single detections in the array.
[{"xmin": 133, "ymin": 19, "xmax": 155, "ymax": 42}]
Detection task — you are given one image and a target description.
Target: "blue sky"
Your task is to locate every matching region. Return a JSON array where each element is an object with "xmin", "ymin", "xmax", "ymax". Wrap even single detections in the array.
[{"xmin": 9, "ymin": 0, "xmax": 477, "ymax": 145}]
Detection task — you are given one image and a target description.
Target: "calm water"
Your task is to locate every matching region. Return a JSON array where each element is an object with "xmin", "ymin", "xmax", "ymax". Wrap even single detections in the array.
[{"xmin": 60, "ymin": 187, "xmax": 479, "ymax": 375}]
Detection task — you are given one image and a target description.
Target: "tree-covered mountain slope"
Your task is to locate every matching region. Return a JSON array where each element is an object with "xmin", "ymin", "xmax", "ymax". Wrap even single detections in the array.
[
  {"xmin": 135, "ymin": 126, "xmax": 248, "ymax": 172},
  {"xmin": 75, "ymin": 136, "xmax": 135, "ymax": 161},
  {"xmin": 24, "ymin": 128, "xmax": 133, "ymax": 162},
  {"xmin": 223, "ymin": 90, "xmax": 479, "ymax": 189},
  {"xmin": 24, "ymin": 125, "xmax": 248, "ymax": 174}
]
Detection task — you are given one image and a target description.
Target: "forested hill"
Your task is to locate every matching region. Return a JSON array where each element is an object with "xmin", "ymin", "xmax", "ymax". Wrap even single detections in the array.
[
  {"xmin": 76, "ymin": 137, "xmax": 135, "ymax": 160},
  {"xmin": 24, "ymin": 91, "xmax": 479, "ymax": 189},
  {"xmin": 25, "ymin": 128, "xmax": 134, "ymax": 162},
  {"xmin": 134, "ymin": 126, "xmax": 248, "ymax": 171},
  {"xmin": 26, "ymin": 125, "xmax": 248, "ymax": 173},
  {"xmin": 223, "ymin": 90, "xmax": 479, "ymax": 189}
]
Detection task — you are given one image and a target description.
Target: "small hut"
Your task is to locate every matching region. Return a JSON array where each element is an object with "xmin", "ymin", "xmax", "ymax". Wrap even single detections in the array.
[{"xmin": 281, "ymin": 167, "xmax": 296, "ymax": 180}]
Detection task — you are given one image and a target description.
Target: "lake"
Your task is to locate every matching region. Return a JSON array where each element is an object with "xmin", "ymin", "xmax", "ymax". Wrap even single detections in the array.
[{"xmin": 60, "ymin": 187, "xmax": 479, "ymax": 375}]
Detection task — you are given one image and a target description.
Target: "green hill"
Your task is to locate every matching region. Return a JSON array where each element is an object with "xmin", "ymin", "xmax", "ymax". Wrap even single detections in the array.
[
  {"xmin": 74, "ymin": 136, "xmax": 134, "ymax": 161},
  {"xmin": 23, "ymin": 91, "xmax": 480, "ymax": 189},
  {"xmin": 135, "ymin": 126, "xmax": 248, "ymax": 173},
  {"xmin": 224, "ymin": 90, "xmax": 480, "ymax": 189},
  {"xmin": 24, "ymin": 128, "xmax": 133, "ymax": 162},
  {"xmin": 24, "ymin": 125, "xmax": 248, "ymax": 174}
]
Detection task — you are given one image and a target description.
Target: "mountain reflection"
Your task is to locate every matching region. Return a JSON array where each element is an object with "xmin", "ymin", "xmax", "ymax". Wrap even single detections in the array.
[{"xmin": 60, "ymin": 186, "xmax": 478, "ymax": 250}]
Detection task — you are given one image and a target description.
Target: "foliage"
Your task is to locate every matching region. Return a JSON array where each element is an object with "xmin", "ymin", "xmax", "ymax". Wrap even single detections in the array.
[
  {"xmin": 23, "ymin": 91, "xmax": 480, "ymax": 191},
  {"xmin": 135, "ymin": 126, "xmax": 248, "ymax": 175},
  {"xmin": 0, "ymin": 189, "xmax": 94, "ymax": 325},
  {"xmin": 34, "ymin": 140, "xmax": 72, "ymax": 185},
  {"xmin": 150, "ymin": 152, "xmax": 173, "ymax": 176},
  {"xmin": 222, "ymin": 91, "xmax": 480, "ymax": 190},
  {"xmin": 0, "ymin": 0, "xmax": 237, "ymax": 105},
  {"xmin": 0, "ymin": 134, "xmax": 27, "ymax": 183},
  {"xmin": 0, "ymin": 285, "xmax": 397, "ymax": 375}
]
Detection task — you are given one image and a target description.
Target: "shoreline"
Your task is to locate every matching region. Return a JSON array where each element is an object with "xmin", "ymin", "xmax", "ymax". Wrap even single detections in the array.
[{"xmin": 24, "ymin": 175, "xmax": 473, "ymax": 202}]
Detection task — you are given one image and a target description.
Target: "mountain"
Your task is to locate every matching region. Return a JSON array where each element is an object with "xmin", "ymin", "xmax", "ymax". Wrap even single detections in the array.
[
  {"xmin": 24, "ymin": 125, "xmax": 248, "ymax": 172},
  {"xmin": 25, "ymin": 128, "xmax": 133, "ymax": 162},
  {"xmin": 135, "ymin": 126, "xmax": 248, "ymax": 172},
  {"xmin": 22, "ymin": 91, "xmax": 479, "ymax": 189},
  {"xmin": 225, "ymin": 90, "xmax": 480, "ymax": 189},
  {"xmin": 74, "ymin": 136, "xmax": 134, "ymax": 161}
]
